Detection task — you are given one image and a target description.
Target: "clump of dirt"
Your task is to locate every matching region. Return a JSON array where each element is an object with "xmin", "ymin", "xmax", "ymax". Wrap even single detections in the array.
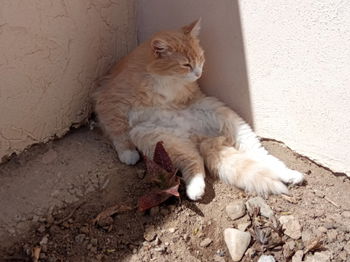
[{"xmin": 0, "ymin": 127, "xmax": 349, "ymax": 261}]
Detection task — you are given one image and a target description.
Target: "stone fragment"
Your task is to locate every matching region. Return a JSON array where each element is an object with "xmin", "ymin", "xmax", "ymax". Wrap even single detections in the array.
[
  {"xmin": 327, "ymin": 229, "xmax": 338, "ymax": 242},
  {"xmin": 257, "ymin": 255, "xmax": 276, "ymax": 262},
  {"xmin": 317, "ymin": 226, "xmax": 327, "ymax": 233},
  {"xmin": 74, "ymin": 234, "xmax": 86, "ymax": 244},
  {"xmin": 344, "ymin": 241, "xmax": 350, "ymax": 255},
  {"xmin": 200, "ymin": 238, "xmax": 212, "ymax": 247},
  {"xmin": 246, "ymin": 197, "xmax": 274, "ymax": 218},
  {"xmin": 304, "ymin": 251, "xmax": 331, "ymax": 262},
  {"xmin": 237, "ymin": 221, "xmax": 251, "ymax": 232},
  {"xmin": 150, "ymin": 206, "xmax": 159, "ymax": 216},
  {"xmin": 144, "ymin": 225, "xmax": 157, "ymax": 242},
  {"xmin": 342, "ymin": 211, "xmax": 350, "ymax": 218},
  {"xmin": 301, "ymin": 229, "xmax": 313, "ymax": 243},
  {"xmin": 279, "ymin": 215, "xmax": 302, "ymax": 239},
  {"xmin": 224, "ymin": 228, "xmax": 251, "ymax": 262},
  {"xmin": 225, "ymin": 200, "xmax": 246, "ymax": 220},
  {"xmin": 168, "ymin": 227, "xmax": 176, "ymax": 233},
  {"xmin": 292, "ymin": 250, "xmax": 304, "ymax": 262}
]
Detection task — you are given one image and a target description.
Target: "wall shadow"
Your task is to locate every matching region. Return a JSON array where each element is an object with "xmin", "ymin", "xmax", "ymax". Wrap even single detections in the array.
[{"xmin": 137, "ymin": 0, "xmax": 254, "ymax": 127}]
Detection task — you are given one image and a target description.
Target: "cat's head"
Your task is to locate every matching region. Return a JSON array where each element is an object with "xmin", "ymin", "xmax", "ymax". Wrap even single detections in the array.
[{"xmin": 148, "ymin": 19, "xmax": 205, "ymax": 82}]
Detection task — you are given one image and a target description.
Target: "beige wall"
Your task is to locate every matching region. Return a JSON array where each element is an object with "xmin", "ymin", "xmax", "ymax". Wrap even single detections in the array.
[
  {"xmin": 137, "ymin": 0, "xmax": 350, "ymax": 176},
  {"xmin": 0, "ymin": 0, "xmax": 136, "ymax": 161}
]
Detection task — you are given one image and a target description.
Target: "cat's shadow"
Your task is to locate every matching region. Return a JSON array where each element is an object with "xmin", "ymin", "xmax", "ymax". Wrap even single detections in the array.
[{"xmin": 179, "ymin": 175, "xmax": 216, "ymax": 217}]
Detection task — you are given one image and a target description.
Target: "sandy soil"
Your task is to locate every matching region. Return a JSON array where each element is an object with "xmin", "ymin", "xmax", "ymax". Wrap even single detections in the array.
[{"xmin": 0, "ymin": 127, "xmax": 349, "ymax": 262}]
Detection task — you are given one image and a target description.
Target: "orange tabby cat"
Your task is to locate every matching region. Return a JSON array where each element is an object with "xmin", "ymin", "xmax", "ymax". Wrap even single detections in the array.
[{"xmin": 93, "ymin": 19, "xmax": 304, "ymax": 200}]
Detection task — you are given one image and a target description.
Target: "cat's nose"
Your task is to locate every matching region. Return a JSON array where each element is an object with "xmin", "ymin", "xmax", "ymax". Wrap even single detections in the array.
[{"xmin": 194, "ymin": 68, "xmax": 202, "ymax": 77}]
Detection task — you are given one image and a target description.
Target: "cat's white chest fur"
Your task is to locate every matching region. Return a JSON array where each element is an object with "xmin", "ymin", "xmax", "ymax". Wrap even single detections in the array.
[{"xmin": 128, "ymin": 103, "xmax": 220, "ymax": 138}]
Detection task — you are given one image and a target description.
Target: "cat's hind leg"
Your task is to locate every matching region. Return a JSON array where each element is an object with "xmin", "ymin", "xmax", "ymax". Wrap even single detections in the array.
[
  {"xmin": 197, "ymin": 136, "xmax": 289, "ymax": 197},
  {"xmin": 192, "ymin": 96, "xmax": 304, "ymax": 186},
  {"xmin": 130, "ymin": 129, "xmax": 206, "ymax": 200}
]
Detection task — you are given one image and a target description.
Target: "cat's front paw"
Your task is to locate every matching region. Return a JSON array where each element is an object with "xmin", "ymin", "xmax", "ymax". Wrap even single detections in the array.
[
  {"xmin": 287, "ymin": 170, "xmax": 304, "ymax": 184},
  {"xmin": 280, "ymin": 169, "xmax": 304, "ymax": 184},
  {"xmin": 186, "ymin": 175, "xmax": 206, "ymax": 201},
  {"xmin": 118, "ymin": 149, "xmax": 140, "ymax": 165}
]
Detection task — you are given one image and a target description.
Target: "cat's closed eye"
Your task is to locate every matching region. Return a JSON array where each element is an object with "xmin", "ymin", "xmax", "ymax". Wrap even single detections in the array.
[{"xmin": 183, "ymin": 63, "xmax": 193, "ymax": 70}]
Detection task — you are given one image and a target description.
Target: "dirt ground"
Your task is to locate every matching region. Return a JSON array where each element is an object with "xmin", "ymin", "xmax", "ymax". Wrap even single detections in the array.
[{"xmin": 0, "ymin": 126, "xmax": 349, "ymax": 262}]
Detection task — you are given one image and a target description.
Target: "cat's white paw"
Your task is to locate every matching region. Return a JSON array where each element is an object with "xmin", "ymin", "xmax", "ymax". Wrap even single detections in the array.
[
  {"xmin": 118, "ymin": 149, "xmax": 140, "ymax": 165},
  {"xmin": 186, "ymin": 175, "xmax": 206, "ymax": 201},
  {"xmin": 280, "ymin": 169, "xmax": 304, "ymax": 184},
  {"xmin": 287, "ymin": 170, "xmax": 304, "ymax": 184}
]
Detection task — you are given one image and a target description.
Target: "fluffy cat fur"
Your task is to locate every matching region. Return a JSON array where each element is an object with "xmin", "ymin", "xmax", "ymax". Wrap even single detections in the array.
[{"xmin": 92, "ymin": 19, "xmax": 304, "ymax": 200}]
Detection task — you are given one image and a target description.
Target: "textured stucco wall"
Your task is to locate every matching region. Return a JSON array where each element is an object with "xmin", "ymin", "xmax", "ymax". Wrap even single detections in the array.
[
  {"xmin": 0, "ymin": 0, "xmax": 136, "ymax": 161},
  {"xmin": 137, "ymin": 0, "xmax": 350, "ymax": 176}
]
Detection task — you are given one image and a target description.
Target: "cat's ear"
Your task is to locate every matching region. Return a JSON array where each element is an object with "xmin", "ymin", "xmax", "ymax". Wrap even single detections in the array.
[
  {"xmin": 151, "ymin": 38, "xmax": 171, "ymax": 57},
  {"xmin": 182, "ymin": 18, "xmax": 201, "ymax": 37}
]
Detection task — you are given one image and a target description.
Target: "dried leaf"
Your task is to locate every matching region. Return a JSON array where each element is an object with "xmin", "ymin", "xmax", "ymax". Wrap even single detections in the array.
[
  {"xmin": 138, "ymin": 178, "xmax": 180, "ymax": 211},
  {"xmin": 144, "ymin": 155, "xmax": 172, "ymax": 187},
  {"xmin": 138, "ymin": 142, "xmax": 180, "ymax": 211},
  {"xmin": 153, "ymin": 141, "xmax": 175, "ymax": 173},
  {"xmin": 93, "ymin": 204, "xmax": 133, "ymax": 226}
]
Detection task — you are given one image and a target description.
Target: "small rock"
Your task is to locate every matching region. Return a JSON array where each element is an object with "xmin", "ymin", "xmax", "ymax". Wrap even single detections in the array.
[
  {"xmin": 237, "ymin": 222, "xmax": 251, "ymax": 232},
  {"xmin": 91, "ymin": 238, "xmax": 98, "ymax": 246},
  {"xmin": 200, "ymin": 238, "xmax": 212, "ymax": 247},
  {"xmin": 327, "ymin": 229, "xmax": 338, "ymax": 242},
  {"xmin": 168, "ymin": 227, "xmax": 176, "ymax": 233},
  {"xmin": 160, "ymin": 208, "xmax": 170, "ymax": 216},
  {"xmin": 144, "ymin": 225, "xmax": 157, "ymax": 242},
  {"xmin": 292, "ymin": 250, "xmax": 304, "ymax": 262},
  {"xmin": 313, "ymin": 190, "xmax": 325, "ymax": 198},
  {"xmin": 154, "ymin": 246, "xmax": 166, "ymax": 253},
  {"xmin": 213, "ymin": 255, "xmax": 225, "ymax": 262},
  {"xmin": 150, "ymin": 207, "xmax": 160, "ymax": 216},
  {"xmin": 312, "ymin": 209, "xmax": 325, "ymax": 218},
  {"xmin": 285, "ymin": 240, "xmax": 296, "ymax": 250},
  {"xmin": 258, "ymin": 255, "xmax": 276, "ymax": 262},
  {"xmin": 317, "ymin": 226, "xmax": 327, "ymax": 233},
  {"xmin": 342, "ymin": 211, "xmax": 350, "ymax": 218},
  {"xmin": 344, "ymin": 242, "xmax": 350, "ymax": 255},
  {"xmin": 37, "ymin": 225, "xmax": 46, "ymax": 233},
  {"xmin": 304, "ymin": 251, "xmax": 331, "ymax": 262},
  {"xmin": 182, "ymin": 234, "xmax": 190, "ymax": 242},
  {"xmin": 246, "ymin": 197, "xmax": 274, "ymax": 218},
  {"xmin": 39, "ymin": 235, "xmax": 49, "ymax": 246},
  {"xmin": 216, "ymin": 249, "xmax": 225, "ymax": 257},
  {"xmin": 80, "ymin": 226, "xmax": 90, "ymax": 234},
  {"xmin": 339, "ymin": 251, "xmax": 347, "ymax": 261},
  {"xmin": 153, "ymin": 236, "xmax": 161, "ymax": 245},
  {"xmin": 75, "ymin": 234, "xmax": 86, "ymax": 244},
  {"xmin": 302, "ymin": 229, "xmax": 314, "ymax": 243},
  {"xmin": 283, "ymin": 240, "xmax": 296, "ymax": 257},
  {"xmin": 224, "ymin": 228, "xmax": 251, "ymax": 262},
  {"xmin": 136, "ymin": 169, "xmax": 145, "ymax": 179},
  {"xmin": 225, "ymin": 200, "xmax": 246, "ymax": 220},
  {"xmin": 279, "ymin": 215, "xmax": 302, "ymax": 239}
]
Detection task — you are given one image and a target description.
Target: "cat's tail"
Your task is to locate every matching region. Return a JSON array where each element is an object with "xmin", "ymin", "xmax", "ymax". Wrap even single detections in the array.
[{"xmin": 196, "ymin": 136, "xmax": 289, "ymax": 196}]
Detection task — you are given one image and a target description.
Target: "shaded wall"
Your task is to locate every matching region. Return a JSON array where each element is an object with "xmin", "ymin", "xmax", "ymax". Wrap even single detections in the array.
[
  {"xmin": 137, "ymin": 0, "xmax": 350, "ymax": 176},
  {"xmin": 0, "ymin": 0, "xmax": 137, "ymax": 161}
]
